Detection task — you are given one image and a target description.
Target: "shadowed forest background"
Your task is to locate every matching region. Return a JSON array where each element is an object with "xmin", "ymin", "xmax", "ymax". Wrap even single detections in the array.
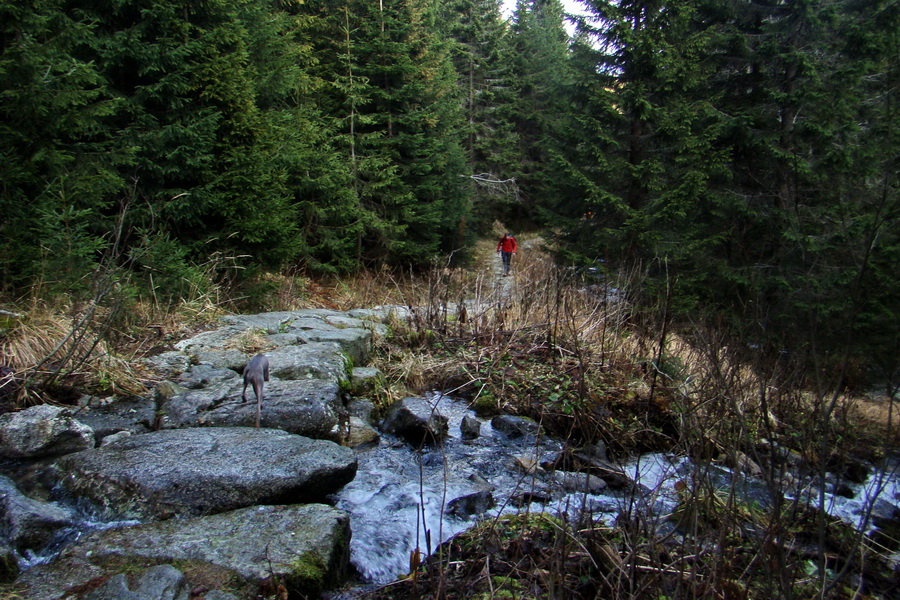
[{"xmin": 3, "ymin": 0, "xmax": 899, "ymax": 394}]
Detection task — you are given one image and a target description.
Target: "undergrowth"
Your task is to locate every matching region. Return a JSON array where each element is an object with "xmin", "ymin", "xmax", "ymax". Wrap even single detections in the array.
[{"xmin": 0, "ymin": 229, "xmax": 897, "ymax": 599}]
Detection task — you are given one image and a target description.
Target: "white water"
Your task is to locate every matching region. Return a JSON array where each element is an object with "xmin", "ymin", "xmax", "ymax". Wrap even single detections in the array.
[{"xmin": 334, "ymin": 396, "xmax": 900, "ymax": 584}]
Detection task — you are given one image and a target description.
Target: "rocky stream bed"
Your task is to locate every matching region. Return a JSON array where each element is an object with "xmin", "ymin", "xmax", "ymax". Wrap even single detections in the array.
[{"xmin": 0, "ymin": 307, "xmax": 898, "ymax": 599}]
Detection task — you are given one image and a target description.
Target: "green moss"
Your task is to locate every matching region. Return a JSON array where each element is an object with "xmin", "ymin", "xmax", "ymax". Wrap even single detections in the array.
[
  {"xmin": 472, "ymin": 392, "xmax": 497, "ymax": 416},
  {"xmin": 285, "ymin": 551, "xmax": 327, "ymax": 595}
]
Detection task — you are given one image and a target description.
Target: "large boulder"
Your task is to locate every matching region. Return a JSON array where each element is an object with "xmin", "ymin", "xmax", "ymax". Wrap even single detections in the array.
[
  {"xmin": 201, "ymin": 380, "xmax": 344, "ymax": 441},
  {"xmin": 46, "ymin": 428, "xmax": 357, "ymax": 520},
  {"xmin": 491, "ymin": 415, "xmax": 541, "ymax": 439},
  {"xmin": 267, "ymin": 343, "xmax": 350, "ymax": 383},
  {"xmin": 70, "ymin": 397, "xmax": 156, "ymax": 442},
  {"xmin": 83, "ymin": 564, "xmax": 188, "ymax": 600},
  {"xmin": 381, "ymin": 397, "xmax": 449, "ymax": 446},
  {"xmin": 159, "ymin": 379, "xmax": 344, "ymax": 441},
  {"xmin": 14, "ymin": 504, "xmax": 351, "ymax": 600},
  {"xmin": 0, "ymin": 475, "xmax": 77, "ymax": 553},
  {"xmin": 0, "ymin": 405, "xmax": 94, "ymax": 459},
  {"xmin": 297, "ymin": 328, "xmax": 372, "ymax": 366}
]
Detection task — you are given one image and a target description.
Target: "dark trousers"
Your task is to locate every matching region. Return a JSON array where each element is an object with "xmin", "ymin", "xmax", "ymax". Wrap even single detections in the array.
[{"xmin": 501, "ymin": 251, "xmax": 512, "ymax": 274}]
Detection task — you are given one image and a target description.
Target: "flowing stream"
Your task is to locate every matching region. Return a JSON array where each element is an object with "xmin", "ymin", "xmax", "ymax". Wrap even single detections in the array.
[
  {"xmin": 332, "ymin": 394, "xmax": 900, "ymax": 585},
  {"xmin": 6, "ymin": 393, "xmax": 900, "ymax": 586}
]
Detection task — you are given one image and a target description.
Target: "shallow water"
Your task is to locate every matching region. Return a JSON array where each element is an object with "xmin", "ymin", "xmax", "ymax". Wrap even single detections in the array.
[
  {"xmin": 331, "ymin": 392, "xmax": 638, "ymax": 583},
  {"xmin": 333, "ymin": 395, "xmax": 900, "ymax": 584}
]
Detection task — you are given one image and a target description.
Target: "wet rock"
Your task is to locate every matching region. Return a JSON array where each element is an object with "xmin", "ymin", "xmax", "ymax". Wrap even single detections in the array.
[
  {"xmin": 47, "ymin": 427, "xmax": 357, "ymax": 520},
  {"xmin": 514, "ymin": 455, "xmax": 546, "ymax": 476},
  {"xmin": 381, "ymin": 397, "xmax": 449, "ymax": 446},
  {"xmin": 491, "ymin": 415, "xmax": 540, "ymax": 438},
  {"xmin": 70, "ymin": 397, "xmax": 156, "ymax": 442},
  {"xmin": 568, "ymin": 452, "xmax": 635, "ymax": 490},
  {"xmin": 268, "ymin": 343, "xmax": 349, "ymax": 383},
  {"xmin": 460, "ymin": 415, "xmax": 481, "ymax": 440},
  {"xmin": 446, "ymin": 489, "xmax": 494, "ymax": 518},
  {"xmin": 552, "ymin": 471, "xmax": 608, "ymax": 495},
  {"xmin": 0, "ymin": 475, "xmax": 76, "ymax": 552},
  {"xmin": 15, "ymin": 504, "xmax": 350, "ymax": 600},
  {"xmin": 344, "ymin": 416, "xmax": 379, "ymax": 449},
  {"xmin": 509, "ymin": 491, "xmax": 552, "ymax": 507},
  {"xmin": 0, "ymin": 405, "xmax": 94, "ymax": 459}
]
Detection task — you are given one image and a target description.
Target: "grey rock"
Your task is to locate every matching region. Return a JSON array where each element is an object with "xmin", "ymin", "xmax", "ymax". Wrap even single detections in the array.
[
  {"xmin": 100, "ymin": 431, "xmax": 133, "ymax": 447},
  {"xmin": 381, "ymin": 397, "xmax": 449, "ymax": 446},
  {"xmin": 153, "ymin": 381, "xmax": 186, "ymax": 402},
  {"xmin": 0, "ymin": 475, "xmax": 76, "ymax": 552},
  {"xmin": 82, "ymin": 565, "xmax": 189, "ymax": 600},
  {"xmin": 552, "ymin": 471, "xmax": 608, "ymax": 495},
  {"xmin": 16, "ymin": 505, "xmax": 350, "ymax": 600},
  {"xmin": 48, "ymin": 427, "xmax": 357, "ymax": 520},
  {"xmin": 460, "ymin": 415, "xmax": 481, "ymax": 440},
  {"xmin": 0, "ymin": 405, "xmax": 95, "ymax": 458},
  {"xmin": 143, "ymin": 352, "xmax": 190, "ymax": 378},
  {"xmin": 176, "ymin": 364, "xmax": 238, "ymax": 390},
  {"xmin": 264, "ymin": 332, "xmax": 301, "ymax": 346},
  {"xmin": 70, "ymin": 397, "xmax": 156, "ymax": 441},
  {"xmin": 172, "ymin": 326, "xmax": 245, "ymax": 355},
  {"xmin": 297, "ymin": 328, "xmax": 371, "ymax": 366},
  {"xmin": 268, "ymin": 343, "xmax": 349, "ymax": 383},
  {"xmin": 349, "ymin": 367, "xmax": 381, "ymax": 396},
  {"xmin": 446, "ymin": 489, "xmax": 494, "ymax": 518},
  {"xmin": 194, "ymin": 349, "xmax": 248, "ymax": 372},
  {"xmin": 491, "ymin": 415, "xmax": 540, "ymax": 439},
  {"xmin": 203, "ymin": 592, "xmax": 239, "ymax": 600},
  {"xmin": 344, "ymin": 416, "xmax": 380, "ymax": 449},
  {"xmin": 82, "ymin": 573, "xmax": 142, "ymax": 600},
  {"xmin": 202, "ymin": 379, "xmax": 344, "ymax": 441},
  {"xmin": 133, "ymin": 564, "xmax": 189, "ymax": 600},
  {"xmin": 346, "ymin": 399, "xmax": 375, "ymax": 421},
  {"xmin": 157, "ymin": 384, "xmax": 231, "ymax": 429}
]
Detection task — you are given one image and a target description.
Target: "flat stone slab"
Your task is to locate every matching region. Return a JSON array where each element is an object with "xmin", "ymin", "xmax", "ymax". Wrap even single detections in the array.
[
  {"xmin": 14, "ymin": 504, "xmax": 350, "ymax": 599},
  {"xmin": 48, "ymin": 428, "xmax": 357, "ymax": 520},
  {"xmin": 200, "ymin": 379, "xmax": 344, "ymax": 441}
]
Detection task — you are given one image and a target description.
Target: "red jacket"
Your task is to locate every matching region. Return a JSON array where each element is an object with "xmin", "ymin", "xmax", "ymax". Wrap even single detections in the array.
[{"xmin": 497, "ymin": 236, "xmax": 517, "ymax": 253}]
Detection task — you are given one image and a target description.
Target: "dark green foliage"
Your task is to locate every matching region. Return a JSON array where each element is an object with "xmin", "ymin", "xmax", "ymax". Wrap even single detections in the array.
[{"xmin": 550, "ymin": 0, "xmax": 900, "ymax": 386}]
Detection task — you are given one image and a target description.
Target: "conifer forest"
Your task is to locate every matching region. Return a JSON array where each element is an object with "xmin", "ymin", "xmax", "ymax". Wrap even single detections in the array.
[{"xmin": 1, "ymin": 0, "xmax": 898, "ymax": 390}]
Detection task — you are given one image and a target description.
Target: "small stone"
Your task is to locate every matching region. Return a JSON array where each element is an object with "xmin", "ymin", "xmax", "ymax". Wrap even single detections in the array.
[{"xmin": 460, "ymin": 415, "xmax": 481, "ymax": 440}]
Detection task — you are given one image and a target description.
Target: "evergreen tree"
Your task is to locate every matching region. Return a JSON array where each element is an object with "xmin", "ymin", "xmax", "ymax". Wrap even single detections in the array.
[
  {"xmin": 305, "ymin": 0, "xmax": 470, "ymax": 266},
  {"xmin": 441, "ymin": 0, "xmax": 519, "ymax": 236},
  {"xmin": 506, "ymin": 0, "xmax": 576, "ymax": 226}
]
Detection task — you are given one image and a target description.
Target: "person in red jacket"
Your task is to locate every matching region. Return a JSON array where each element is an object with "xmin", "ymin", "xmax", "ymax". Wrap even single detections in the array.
[{"xmin": 496, "ymin": 233, "xmax": 517, "ymax": 275}]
